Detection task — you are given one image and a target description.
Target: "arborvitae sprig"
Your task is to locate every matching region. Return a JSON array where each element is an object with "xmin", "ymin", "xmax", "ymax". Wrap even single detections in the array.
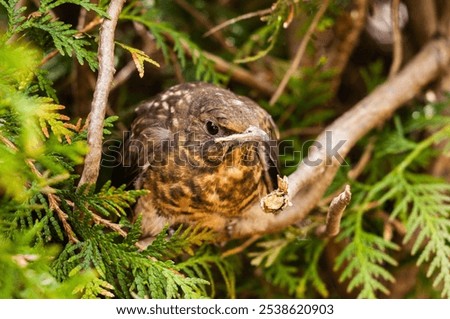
[
  {"xmin": 144, "ymin": 227, "xmax": 235, "ymax": 297},
  {"xmin": 0, "ymin": 0, "xmax": 106, "ymax": 71},
  {"xmin": 396, "ymin": 173, "xmax": 450, "ymax": 298},
  {"xmin": 177, "ymin": 246, "xmax": 236, "ymax": 298},
  {"xmin": 336, "ymin": 123, "xmax": 450, "ymax": 298},
  {"xmin": 38, "ymin": 0, "xmax": 106, "ymax": 16},
  {"xmin": 0, "ymin": 0, "xmax": 26, "ymax": 38},
  {"xmin": 250, "ymin": 228, "xmax": 328, "ymax": 298},
  {"xmin": 68, "ymin": 181, "xmax": 147, "ymax": 218},
  {"xmin": 0, "ymin": 224, "xmax": 93, "ymax": 298},
  {"xmin": 334, "ymin": 208, "xmax": 399, "ymax": 298},
  {"xmin": 22, "ymin": 14, "xmax": 98, "ymax": 70},
  {"xmin": 234, "ymin": 0, "xmax": 293, "ymax": 63},
  {"xmin": 146, "ymin": 225, "xmax": 216, "ymax": 259},
  {"xmin": 53, "ymin": 219, "xmax": 209, "ymax": 298}
]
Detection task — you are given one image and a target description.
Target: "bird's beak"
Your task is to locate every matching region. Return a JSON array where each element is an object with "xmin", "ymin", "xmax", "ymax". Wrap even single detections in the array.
[
  {"xmin": 214, "ymin": 126, "xmax": 279, "ymax": 192},
  {"xmin": 214, "ymin": 125, "xmax": 270, "ymax": 144}
]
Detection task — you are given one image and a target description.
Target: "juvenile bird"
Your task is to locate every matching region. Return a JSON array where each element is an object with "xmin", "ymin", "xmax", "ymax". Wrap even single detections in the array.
[{"xmin": 120, "ymin": 82, "xmax": 279, "ymax": 242}]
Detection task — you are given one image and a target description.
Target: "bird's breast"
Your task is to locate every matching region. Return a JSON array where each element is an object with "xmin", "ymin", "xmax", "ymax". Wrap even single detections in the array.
[{"xmin": 142, "ymin": 145, "xmax": 267, "ymax": 223}]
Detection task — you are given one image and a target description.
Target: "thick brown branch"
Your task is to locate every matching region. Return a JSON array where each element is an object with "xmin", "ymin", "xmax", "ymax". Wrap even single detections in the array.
[
  {"xmin": 231, "ymin": 37, "xmax": 450, "ymax": 238},
  {"xmin": 78, "ymin": 0, "xmax": 125, "ymax": 187}
]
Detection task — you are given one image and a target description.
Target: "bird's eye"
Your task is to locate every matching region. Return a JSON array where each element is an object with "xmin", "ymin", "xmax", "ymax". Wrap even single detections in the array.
[{"xmin": 206, "ymin": 121, "xmax": 219, "ymax": 135}]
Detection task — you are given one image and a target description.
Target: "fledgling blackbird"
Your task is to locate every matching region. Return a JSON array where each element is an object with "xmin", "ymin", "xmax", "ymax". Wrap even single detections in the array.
[{"xmin": 120, "ymin": 82, "xmax": 279, "ymax": 242}]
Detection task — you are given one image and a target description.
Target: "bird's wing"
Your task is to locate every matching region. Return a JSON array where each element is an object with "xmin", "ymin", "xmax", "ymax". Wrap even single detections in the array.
[{"xmin": 119, "ymin": 99, "xmax": 172, "ymax": 189}]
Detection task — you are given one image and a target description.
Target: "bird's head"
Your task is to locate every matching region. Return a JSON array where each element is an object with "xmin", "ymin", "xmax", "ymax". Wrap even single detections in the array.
[{"xmin": 171, "ymin": 83, "xmax": 280, "ymax": 191}]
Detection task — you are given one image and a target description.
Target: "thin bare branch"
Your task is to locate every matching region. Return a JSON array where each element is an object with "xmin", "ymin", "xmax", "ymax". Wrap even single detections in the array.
[
  {"xmin": 111, "ymin": 60, "xmax": 137, "ymax": 91},
  {"xmin": 221, "ymin": 235, "xmax": 261, "ymax": 257},
  {"xmin": 204, "ymin": 8, "xmax": 272, "ymax": 37},
  {"xmin": 202, "ymin": 51, "xmax": 276, "ymax": 96},
  {"xmin": 319, "ymin": 138, "xmax": 374, "ymax": 207},
  {"xmin": 90, "ymin": 214, "xmax": 149, "ymax": 251},
  {"xmin": 389, "ymin": 0, "xmax": 403, "ymax": 77},
  {"xmin": 347, "ymin": 137, "xmax": 375, "ymax": 180},
  {"xmin": 374, "ymin": 210, "xmax": 407, "ymax": 237},
  {"xmin": 404, "ymin": 0, "xmax": 437, "ymax": 46},
  {"xmin": 270, "ymin": 0, "xmax": 330, "ymax": 105},
  {"xmin": 78, "ymin": 0, "xmax": 126, "ymax": 187}
]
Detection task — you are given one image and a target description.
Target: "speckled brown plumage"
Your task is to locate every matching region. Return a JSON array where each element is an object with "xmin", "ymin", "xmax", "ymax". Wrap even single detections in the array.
[{"xmin": 121, "ymin": 82, "xmax": 279, "ymax": 241}]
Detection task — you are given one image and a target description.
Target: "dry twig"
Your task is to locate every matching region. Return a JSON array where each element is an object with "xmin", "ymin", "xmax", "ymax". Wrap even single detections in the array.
[
  {"xmin": 316, "ymin": 185, "xmax": 351, "ymax": 238},
  {"xmin": 404, "ymin": 0, "xmax": 436, "ymax": 46},
  {"xmin": 374, "ymin": 210, "xmax": 406, "ymax": 241},
  {"xmin": 78, "ymin": 0, "xmax": 126, "ymax": 187},
  {"xmin": 347, "ymin": 138, "xmax": 375, "ymax": 180}
]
